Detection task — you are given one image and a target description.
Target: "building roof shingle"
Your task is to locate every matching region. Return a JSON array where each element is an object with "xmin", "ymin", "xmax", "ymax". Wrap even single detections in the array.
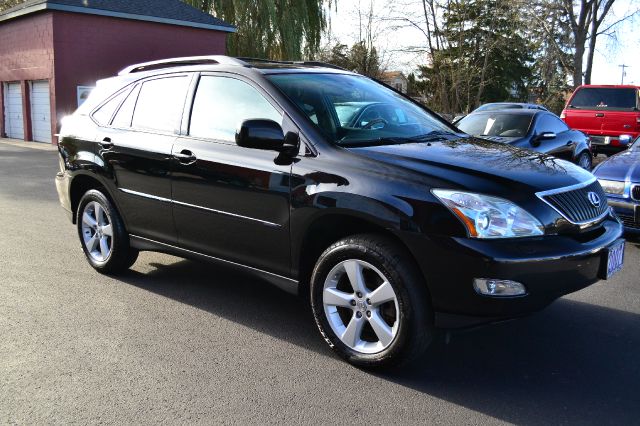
[{"xmin": 0, "ymin": 0, "xmax": 235, "ymax": 32}]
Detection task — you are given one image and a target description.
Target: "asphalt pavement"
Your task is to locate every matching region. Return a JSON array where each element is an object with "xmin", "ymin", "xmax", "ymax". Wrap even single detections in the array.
[{"xmin": 1, "ymin": 140, "xmax": 639, "ymax": 425}]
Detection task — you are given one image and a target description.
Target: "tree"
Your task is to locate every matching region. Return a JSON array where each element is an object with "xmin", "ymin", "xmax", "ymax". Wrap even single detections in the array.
[
  {"xmin": 317, "ymin": 41, "xmax": 384, "ymax": 78},
  {"xmin": 0, "ymin": 0, "xmax": 22, "ymax": 12},
  {"xmin": 559, "ymin": 0, "xmax": 639, "ymax": 87},
  {"xmin": 182, "ymin": 0, "xmax": 330, "ymax": 60},
  {"xmin": 415, "ymin": 0, "xmax": 532, "ymax": 113},
  {"xmin": 525, "ymin": 0, "xmax": 575, "ymax": 113}
]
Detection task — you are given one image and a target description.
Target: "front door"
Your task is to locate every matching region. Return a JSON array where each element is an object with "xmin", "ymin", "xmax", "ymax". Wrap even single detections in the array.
[{"xmin": 172, "ymin": 74, "xmax": 292, "ymax": 276}]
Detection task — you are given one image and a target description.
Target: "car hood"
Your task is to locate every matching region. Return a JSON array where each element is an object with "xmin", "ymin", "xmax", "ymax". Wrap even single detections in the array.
[
  {"xmin": 347, "ymin": 137, "xmax": 593, "ymax": 193},
  {"xmin": 593, "ymin": 149, "xmax": 640, "ymax": 182}
]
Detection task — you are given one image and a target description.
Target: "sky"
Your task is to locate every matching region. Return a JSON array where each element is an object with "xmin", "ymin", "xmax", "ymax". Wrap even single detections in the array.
[{"xmin": 326, "ymin": 0, "xmax": 640, "ymax": 85}]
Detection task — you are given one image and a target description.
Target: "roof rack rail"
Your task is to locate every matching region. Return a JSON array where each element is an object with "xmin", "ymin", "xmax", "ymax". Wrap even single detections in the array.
[
  {"xmin": 235, "ymin": 57, "xmax": 347, "ymax": 71},
  {"xmin": 296, "ymin": 61, "xmax": 347, "ymax": 71},
  {"xmin": 118, "ymin": 55, "xmax": 247, "ymax": 75}
]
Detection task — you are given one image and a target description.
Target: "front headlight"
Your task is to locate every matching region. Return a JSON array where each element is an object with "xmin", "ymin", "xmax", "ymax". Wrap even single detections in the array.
[
  {"xmin": 432, "ymin": 190, "xmax": 544, "ymax": 239},
  {"xmin": 597, "ymin": 179, "xmax": 624, "ymax": 195}
]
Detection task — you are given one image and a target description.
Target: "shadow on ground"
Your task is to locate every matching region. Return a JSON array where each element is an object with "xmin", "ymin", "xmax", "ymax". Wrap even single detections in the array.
[{"xmin": 118, "ymin": 257, "xmax": 640, "ymax": 425}]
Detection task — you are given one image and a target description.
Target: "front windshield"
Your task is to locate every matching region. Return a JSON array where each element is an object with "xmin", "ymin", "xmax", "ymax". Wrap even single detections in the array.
[
  {"xmin": 456, "ymin": 113, "xmax": 533, "ymax": 138},
  {"xmin": 267, "ymin": 73, "xmax": 459, "ymax": 145}
]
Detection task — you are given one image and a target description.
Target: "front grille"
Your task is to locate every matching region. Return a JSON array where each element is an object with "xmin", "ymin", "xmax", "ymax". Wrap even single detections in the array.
[
  {"xmin": 618, "ymin": 214, "xmax": 640, "ymax": 230},
  {"xmin": 541, "ymin": 180, "xmax": 609, "ymax": 224},
  {"xmin": 632, "ymin": 185, "xmax": 640, "ymax": 201}
]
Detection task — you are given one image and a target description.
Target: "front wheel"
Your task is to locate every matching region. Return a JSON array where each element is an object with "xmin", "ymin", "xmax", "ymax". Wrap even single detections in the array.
[
  {"xmin": 77, "ymin": 189, "xmax": 138, "ymax": 274},
  {"xmin": 310, "ymin": 234, "xmax": 433, "ymax": 368}
]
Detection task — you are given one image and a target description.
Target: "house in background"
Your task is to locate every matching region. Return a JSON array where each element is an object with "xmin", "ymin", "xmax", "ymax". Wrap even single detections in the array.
[
  {"xmin": 381, "ymin": 71, "xmax": 408, "ymax": 94},
  {"xmin": 0, "ymin": 0, "xmax": 235, "ymax": 144}
]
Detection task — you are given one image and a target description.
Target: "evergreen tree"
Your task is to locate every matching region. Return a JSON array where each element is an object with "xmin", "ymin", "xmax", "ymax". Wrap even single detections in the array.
[{"xmin": 416, "ymin": 0, "xmax": 533, "ymax": 114}]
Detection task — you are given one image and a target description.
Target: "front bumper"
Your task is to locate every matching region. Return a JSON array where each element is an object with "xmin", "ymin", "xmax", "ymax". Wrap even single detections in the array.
[{"xmin": 400, "ymin": 216, "xmax": 624, "ymax": 327}]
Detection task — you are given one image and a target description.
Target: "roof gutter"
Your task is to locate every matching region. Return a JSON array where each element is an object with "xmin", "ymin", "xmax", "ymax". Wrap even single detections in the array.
[{"xmin": 0, "ymin": 2, "xmax": 237, "ymax": 33}]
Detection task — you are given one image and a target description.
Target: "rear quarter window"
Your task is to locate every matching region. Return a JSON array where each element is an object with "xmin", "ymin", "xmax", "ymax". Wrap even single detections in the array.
[{"xmin": 570, "ymin": 88, "xmax": 638, "ymax": 110}]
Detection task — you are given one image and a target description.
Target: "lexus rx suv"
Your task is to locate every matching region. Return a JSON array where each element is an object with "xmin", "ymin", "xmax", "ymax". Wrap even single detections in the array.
[{"xmin": 56, "ymin": 56, "xmax": 625, "ymax": 368}]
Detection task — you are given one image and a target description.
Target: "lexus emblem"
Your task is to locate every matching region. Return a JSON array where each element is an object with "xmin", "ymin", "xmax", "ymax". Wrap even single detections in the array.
[{"xmin": 587, "ymin": 192, "xmax": 601, "ymax": 208}]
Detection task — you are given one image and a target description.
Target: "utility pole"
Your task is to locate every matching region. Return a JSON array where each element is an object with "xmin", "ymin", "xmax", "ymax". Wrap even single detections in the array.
[{"xmin": 619, "ymin": 64, "xmax": 629, "ymax": 84}]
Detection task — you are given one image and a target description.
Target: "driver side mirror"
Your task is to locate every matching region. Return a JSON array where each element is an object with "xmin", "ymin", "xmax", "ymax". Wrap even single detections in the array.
[
  {"xmin": 236, "ymin": 119, "xmax": 300, "ymax": 155},
  {"xmin": 236, "ymin": 119, "xmax": 285, "ymax": 151}
]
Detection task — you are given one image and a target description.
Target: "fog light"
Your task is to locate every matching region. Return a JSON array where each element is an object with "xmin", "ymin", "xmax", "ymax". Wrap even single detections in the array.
[{"xmin": 473, "ymin": 278, "xmax": 527, "ymax": 297}]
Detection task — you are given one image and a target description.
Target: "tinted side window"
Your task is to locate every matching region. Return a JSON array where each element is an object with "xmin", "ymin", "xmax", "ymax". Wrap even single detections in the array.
[
  {"xmin": 131, "ymin": 76, "xmax": 190, "ymax": 133},
  {"xmin": 189, "ymin": 76, "xmax": 282, "ymax": 142},
  {"xmin": 112, "ymin": 84, "xmax": 140, "ymax": 128},
  {"xmin": 93, "ymin": 88, "xmax": 129, "ymax": 125},
  {"xmin": 537, "ymin": 114, "xmax": 568, "ymax": 134}
]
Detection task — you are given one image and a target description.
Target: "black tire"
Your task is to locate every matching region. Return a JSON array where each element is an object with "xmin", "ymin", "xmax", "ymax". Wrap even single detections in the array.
[
  {"xmin": 310, "ymin": 234, "xmax": 433, "ymax": 368},
  {"xmin": 76, "ymin": 189, "xmax": 138, "ymax": 274},
  {"xmin": 576, "ymin": 151, "xmax": 592, "ymax": 171}
]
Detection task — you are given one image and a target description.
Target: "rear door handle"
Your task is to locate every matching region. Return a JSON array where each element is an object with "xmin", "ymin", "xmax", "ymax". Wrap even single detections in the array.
[
  {"xmin": 99, "ymin": 137, "xmax": 114, "ymax": 149},
  {"xmin": 173, "ymin": 149, "xmax": 197, "ymax": 164},
  {"xmin": 595, "ymin": 113, "xmax": 605, "ymax": 117}
]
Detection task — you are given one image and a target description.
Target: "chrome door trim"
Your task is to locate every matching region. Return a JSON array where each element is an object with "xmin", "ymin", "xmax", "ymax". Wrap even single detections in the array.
[{"xmin": 119, "ymin": 188, "xmax": 281, "ymax": 228}]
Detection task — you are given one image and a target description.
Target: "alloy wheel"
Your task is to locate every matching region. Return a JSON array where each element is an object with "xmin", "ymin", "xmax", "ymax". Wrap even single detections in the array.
[
  {"xmin": 81, "ymin": 201, "xmax": 113, "ymax": 262},
  {"xmin": 578, "ymin": 153, "xmax": 592, "ymax": 170},
  {"xmin": 322, "ymin": 259, "xmax": 400, "ymax": 354}
]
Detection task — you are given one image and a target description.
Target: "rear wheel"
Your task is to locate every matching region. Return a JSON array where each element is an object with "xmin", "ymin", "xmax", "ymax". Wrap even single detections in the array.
[
  {"xmin": 577, "ymin": 151, "xmax": 592, "ymax": 170},
  {"xmin": 77, "ymin": 190, "xmax": 138, "ymax": 274},
  {"xmin": 310, "ymin": 234, "xmax": 433, "ymax": 368}
]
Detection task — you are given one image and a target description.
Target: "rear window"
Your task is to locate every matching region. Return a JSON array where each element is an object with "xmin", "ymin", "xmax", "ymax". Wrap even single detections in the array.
[
  {"xmin": 570, "ymin": 88, "xmax": 638, "ymax": 110},
  {"xmin": 457, "ymin": 113, "xmax": 533, "ymax": 138}
]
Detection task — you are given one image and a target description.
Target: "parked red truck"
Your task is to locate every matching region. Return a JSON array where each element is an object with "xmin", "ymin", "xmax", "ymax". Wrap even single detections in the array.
[{"xmin": 561, "ymin": 85, "xmax": 640, "ymax": 156}]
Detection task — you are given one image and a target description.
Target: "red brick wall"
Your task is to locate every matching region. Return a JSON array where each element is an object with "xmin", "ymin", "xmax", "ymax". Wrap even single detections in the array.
[
  {"xmin": 0, "ymin": 10, "xmax": 227, "ymax": 143},
  {"xmin": 0, "ymin": 12, "xmax": 55, "ymax": 140},
  {"xmin": 51, "ymin": 12, "xmax": 227, "ymax": 141}
]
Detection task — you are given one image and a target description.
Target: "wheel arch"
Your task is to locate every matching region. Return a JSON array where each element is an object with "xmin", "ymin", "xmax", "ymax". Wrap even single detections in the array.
[
  {"xmin": 294, "ymin": 212, "xmax": 425, "ymax": 299},
  {"xmin": 69, "ymin": 173, "xmax": 116, "ymax": 224}
]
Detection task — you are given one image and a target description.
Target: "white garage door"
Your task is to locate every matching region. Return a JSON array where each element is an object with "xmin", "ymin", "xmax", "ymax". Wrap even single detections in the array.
[
  {"xmin": 30, "ymin": 80, "xmax": 51, "ymax": 143},
  {"xmin": 3, "ymin": 82, "xmax": 24, "ymax": 140}
]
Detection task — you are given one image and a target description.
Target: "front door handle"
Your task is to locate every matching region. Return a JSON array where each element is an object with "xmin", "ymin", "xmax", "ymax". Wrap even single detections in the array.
[
  {"xmin": 595, "ymin": 113, "xmax": 605, "ymax": 117},
  {"xmin": 174, "ymin": 149, "xmax": 197, "ymax": 164},
  {"xmin": 99, "ymin": 137, "xmax": 114, "ymax": 149}
]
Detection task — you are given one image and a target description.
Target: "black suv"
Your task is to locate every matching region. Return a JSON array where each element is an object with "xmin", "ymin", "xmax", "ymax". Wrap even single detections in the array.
[{"xmin": 56, "ymin": 56, "xmax": 625, "ymax": 368}]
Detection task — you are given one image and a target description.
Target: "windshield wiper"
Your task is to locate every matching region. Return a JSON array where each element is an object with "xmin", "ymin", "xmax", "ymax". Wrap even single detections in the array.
[
  {"xmin": 339, "ymin": 131, "xmax": 464, "ymax": 147},
  {"xmin": 408, "ymin": 130, "xmax": 464, "ymax": 142}
]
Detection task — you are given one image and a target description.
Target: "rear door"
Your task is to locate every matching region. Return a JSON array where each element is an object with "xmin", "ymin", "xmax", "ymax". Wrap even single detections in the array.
[
  {"xmin": 534, "ymin": 113, "xmax": 574, "ymax": 161},
  {"xmin": 97, "ymin": 74, "xmax": 192, "ymax": 243},
  {"xmin": 171, "ymin": 73, "xmax": 293, "ymax": 276}
]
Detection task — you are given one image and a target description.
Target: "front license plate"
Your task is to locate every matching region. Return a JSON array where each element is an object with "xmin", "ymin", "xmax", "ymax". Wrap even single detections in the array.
[
  {"xmin": 604, "ymin": 239, "xmax": 625, "ymax": 279},
  {"xmin": 635, "ymin": 205, "xmax": 639, "ymax": 224}
]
